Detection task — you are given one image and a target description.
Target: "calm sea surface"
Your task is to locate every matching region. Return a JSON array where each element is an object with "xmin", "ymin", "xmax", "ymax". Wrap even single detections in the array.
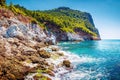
[{"xmin": 58, "ymin": 40, "xmax": 120, "ymax": 80}]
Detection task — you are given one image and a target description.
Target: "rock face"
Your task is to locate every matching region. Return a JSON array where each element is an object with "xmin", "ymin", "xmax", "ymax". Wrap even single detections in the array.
[
  {"xmin": 1, "ymin": 19, "xmax": 46, "ymax": 41},
  {"xmin": 0, "ymin": 8, "xmax": 56, "ymax": 80},
  {"xmin": 45, "ymin": 22, "xmax": 100, "ymax": 41},
  {"xmin": 0, "ymin": 8, "xmax": 56, "ymax": 44},
  {"xmin": 0, "ymin": 9, "xmax": 58, "ymax": 56}
]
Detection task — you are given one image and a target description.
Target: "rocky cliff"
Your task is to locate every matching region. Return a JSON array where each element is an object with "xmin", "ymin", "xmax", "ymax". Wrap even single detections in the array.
[
  {"xmin": 42, "ymin": 7, "xmax": 101, "ymax": 41},
  {"xmin": 12, "ymin": 6, "xmax": 100, "ymax": 41}
]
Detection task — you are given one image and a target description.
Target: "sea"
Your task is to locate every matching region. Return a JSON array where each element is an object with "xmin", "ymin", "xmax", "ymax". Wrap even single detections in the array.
[{"xmin": 58, "ymin": 40, "xmax": 120, "ymax": 80}]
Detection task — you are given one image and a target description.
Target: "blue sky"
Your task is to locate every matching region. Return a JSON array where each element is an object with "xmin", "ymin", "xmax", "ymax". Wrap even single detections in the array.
[{"xmin": 7, "ymin": 0, "xmax": 120, "ymax": 39}]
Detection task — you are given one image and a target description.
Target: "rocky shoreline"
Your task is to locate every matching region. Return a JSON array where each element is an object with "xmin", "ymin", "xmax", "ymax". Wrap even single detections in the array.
[
  {"xmin": 25, "ymin": 45, "xmax": 74, "ymax": 80},
  {"xmin": 0, "ymin": 37, "xmax": 73, "ymax": 80}
]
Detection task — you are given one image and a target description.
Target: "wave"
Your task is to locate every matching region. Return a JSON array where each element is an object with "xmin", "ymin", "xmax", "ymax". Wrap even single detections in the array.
[
  {"xmin": 63, "ymin": 51, "xmax": 106, "ymax": 63},
  {"xmin": 62, "ymin": 69, "xmax": 108, "ymax": 80},
  {"xmin": 58, "ymin": 42, "xmax": 79, "ymax": 45},
  {"xmin": 57, "ymin": 50, "xmax": 107, "ymax": 80}
]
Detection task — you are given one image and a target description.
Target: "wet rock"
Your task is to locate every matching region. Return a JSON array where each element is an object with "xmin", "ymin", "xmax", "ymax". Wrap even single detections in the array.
[
  {"xmin": 48, "ymin": 64, "xmax": 54, "ymax": 71},
  {"xmin": 33, "ymin": 74, "xmax": 51, "ymax": 80},
  {"xmin": 63, "ymin": 60, "xmax": 71, "ymax": 68},
  {"xmin": 46, "ymin": 70, "xmax": 55, "ymax": 77},
  {"xmin": 51, "ymin": 47, "xmax": 59, "ymax": 51},
  {"xmin": 57, "ymin": 52, "xmax": 64, "ymax": 56}
]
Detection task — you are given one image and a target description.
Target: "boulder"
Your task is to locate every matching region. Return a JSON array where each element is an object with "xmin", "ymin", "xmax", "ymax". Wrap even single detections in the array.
[
  {"xmin": 21, "ymin": 46, "xmax": 37, "ymax": 55},
  {"xmin": 5, "ymin": 25, "xmax": 18, "ymax": 38},
  {"xmin": 46, "ymin": 70, "xmax": 55, "ymax": 77},
  {"xmin": 63, "ymin": 60, "xmax": 71, "ymax": 68},
  {"xmin": 38, "ymin": 50, "xmax": 51, "ymax": 58},
  {"xmin": 57, "ymin": 52, "xmax": 64, "ymax": 56},
  {"xmin": 51, "ymin": 47, "xmax": 59, "ymax": 51}
]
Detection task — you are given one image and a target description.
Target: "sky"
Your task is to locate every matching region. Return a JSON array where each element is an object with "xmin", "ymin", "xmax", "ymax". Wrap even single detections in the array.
[{"xmin": 7, "ymin": 0, "xmax": 120, "ymax": 39}]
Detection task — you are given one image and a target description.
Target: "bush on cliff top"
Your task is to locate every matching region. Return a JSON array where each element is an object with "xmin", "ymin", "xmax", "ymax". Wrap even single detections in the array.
[
  {"xmin": 0, "ymin": 1, "xmax": 98, "ymax": 37},
  {"xmin": 11, "ymin": 5, "xmax": 98, "ymax": 37}
]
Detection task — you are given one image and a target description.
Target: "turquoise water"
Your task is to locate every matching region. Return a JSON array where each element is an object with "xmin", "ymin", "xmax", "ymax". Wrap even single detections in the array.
[{"xmin": 58, "ymin": 40, "xmax": 120, "ymax": 80}]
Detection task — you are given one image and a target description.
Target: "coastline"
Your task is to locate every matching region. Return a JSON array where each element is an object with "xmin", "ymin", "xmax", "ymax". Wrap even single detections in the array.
[
  {"xmin": 0, "ymin": 5, "xmax": 100, "ymax": 80},
  {"xmin": 25, "ymin": 41, "xmax": 104, "ymax": 80},
  {"xmin": 25, "ymin": 45, "xmax": 75, "ymax": 80}
]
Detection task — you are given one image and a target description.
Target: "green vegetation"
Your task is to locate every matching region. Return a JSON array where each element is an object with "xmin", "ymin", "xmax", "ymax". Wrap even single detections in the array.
[
  {"xmin": 37, "ymin": 69, "xmax": 48, "ymax": 73},
  {"xmin": 9, "ymin": 3, "xmax": 26, "ymax": 15},
  {"xmin": 11, "ymin": 5, "xmax": 98, "ymax": 36},
  {"xmin": 1, "ymin": 1, "xmax": 98, "ymax": 37},
  {"xmin": 35, "ymin": 69, "xmax": 52, "ymax": 80}
]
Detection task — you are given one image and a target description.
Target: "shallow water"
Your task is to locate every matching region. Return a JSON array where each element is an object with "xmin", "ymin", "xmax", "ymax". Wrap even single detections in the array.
[{"xmin": 58, "ymin": 40, "xmax": 120, "ymax": 80}]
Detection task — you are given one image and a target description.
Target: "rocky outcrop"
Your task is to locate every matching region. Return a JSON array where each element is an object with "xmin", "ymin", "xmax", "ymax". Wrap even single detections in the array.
[
  {"xmin": 45, "ymin": 22, "xmax": 100, "ymax": 41},
  {"xmin": 43, "ymin": 7, "xmax": 101, "ymax": 41},
  {"xmin": 0, "ymin": 8, "xmax": 57, "ymax": 80},
  {"xmin": 0, "ymin": 8, "xmax": 57, "ymax": 44}
]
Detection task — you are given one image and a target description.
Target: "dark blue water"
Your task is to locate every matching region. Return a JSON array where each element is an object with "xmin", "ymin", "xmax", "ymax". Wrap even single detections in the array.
[{"xmin": 58, "ymin": 40, "xmax": 120, "ymax": 80}]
